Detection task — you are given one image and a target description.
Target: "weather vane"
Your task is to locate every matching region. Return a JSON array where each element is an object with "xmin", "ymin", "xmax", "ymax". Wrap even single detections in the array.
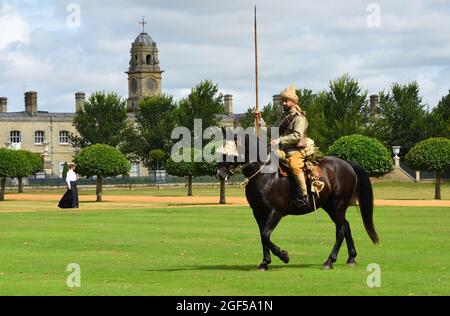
[{"xmin": 139, "ymin": 16, "xmax": 147, "ymax": 33}]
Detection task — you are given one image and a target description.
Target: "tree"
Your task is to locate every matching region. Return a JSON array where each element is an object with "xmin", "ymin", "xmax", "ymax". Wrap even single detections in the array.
[
  {"xmin": 173, "ymin": 80, "xmax": 224, "ymax": 200},
  {"xmin": 255, "ymin": 77, "xmax": 369, "ymax": 153},
  {"xmin": 62, "ymin": 162, "xmax": 69, "ymax": 179},
  {"xmin": 0, "ymin": 149, "xmax": 16, "ymax": 201},
  {"xmin": 150, "ymin": 149, "xmax": 165, "ymax": 170},
  {"xmin": 238, "ymin": 107, "xmax": 255, "ymax": 129},
  {"xmin": 239, "ymin": 88, "xmax": 329, "ymax": 152},
  {"xmin": 176, "ymin": 80, "xmax": 224, "ymax": 141},
  {"xmin": 122, "ymin": 95, "xmax": 177, "ymax": 168},
  {"xmin": 297, "ymin": 89, "xmax": 328, "ymax": 152},
  {"xmin": 9, "ymin": 150, "xmax": 33, "ymax": 194},
  {"xmin": 239, "ymin": 102, "xmax": 282, "ymax": 129},
  {"xmin": 328, "ymin": 134, "xmax": 393, "ymax": 177},
  {"xmin": 0, "ymin": 149, "xmax": 32, "ymax": 197},
  {"xmin": 405, "ymin": 138, "xmax": 450, "ymax": 200},
  {"xmin": 22, "ymin": 151, "xmax": 44, "ymax": 175},
  {"xmin": 429, "ymin": 90, "xmax": 450, "ymax": 138},
  {"xmin": 318, "ymin": 74, "xmax": 370, "ymax": 151},
  {"xmin": 16, "ymin": 150, "xmax": 44, "ymax": 193},
  {"xmin": 365, "ymin": 82, "xmax": 428, "ymax": 157},
  {"xmin": 74, "ymin": 144, "xmax": 130, "ymax": 202},
  {"xmin": 165, "ymin": 148, "xmax": 216, "ymax": 197},
  {"xmin": 70, "ymin": 91, "xmax": 129, "ymax": 150}
]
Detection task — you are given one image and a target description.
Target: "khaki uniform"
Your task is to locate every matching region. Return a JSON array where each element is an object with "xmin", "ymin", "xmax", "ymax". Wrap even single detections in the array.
[
  {"xmin": 276, "ymin": 108, "xmax": 309, "ymax": 196},
  {"xmin": 277, "ymin": 108, "xmax": 308, "ymax": 173}
]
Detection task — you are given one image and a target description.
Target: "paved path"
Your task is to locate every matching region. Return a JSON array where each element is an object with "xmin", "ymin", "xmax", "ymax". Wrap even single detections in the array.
[{"xmin": 4, "ymin": 194, "xmax": 450, "ymax": 207}]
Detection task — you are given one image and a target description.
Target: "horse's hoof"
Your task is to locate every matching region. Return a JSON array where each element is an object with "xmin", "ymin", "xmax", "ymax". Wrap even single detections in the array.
[
  {"xmin": 322, "ymin": 262, "xmax": 333, "ymax": 270},
  {"xmin": 279, "ymin": 251, "xmax": 290, "ymax": 264},
  {"xmin": 257, "ymin": 264, "xmax": 269, "ymax": 272},
  {"xmin": 347, "ymin": 259, "xmax": 357, "ymax": 267}
]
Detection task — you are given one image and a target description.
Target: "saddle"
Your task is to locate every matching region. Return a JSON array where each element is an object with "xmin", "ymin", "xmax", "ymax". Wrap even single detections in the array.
[{"xmin": 278, "ymin": 153, "xmax": 326, "ymax": 197}]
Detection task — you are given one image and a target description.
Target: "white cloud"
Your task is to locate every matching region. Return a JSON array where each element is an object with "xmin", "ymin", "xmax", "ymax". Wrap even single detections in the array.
[
  {"xmin": 1, "ymin": 0, "xmax": 449, "ymax": 113},
  {"xmin": 1, "ymin": 51, "xmax": 53, "ymax": 80},
  {"xmin": 0, "ymin": 2, "xmax": 29, "ymax": 50}
]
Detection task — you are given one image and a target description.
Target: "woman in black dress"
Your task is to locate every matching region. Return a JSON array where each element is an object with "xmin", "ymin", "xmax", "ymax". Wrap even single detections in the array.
[{"xmin": 58, "ymin": 163, "xmax": 79, "ymax": 209}]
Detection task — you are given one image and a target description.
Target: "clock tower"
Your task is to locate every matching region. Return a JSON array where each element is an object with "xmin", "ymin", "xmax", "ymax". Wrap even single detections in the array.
[{"xmin": 126, "ymin": 18, "xmax": 164, "ymax": 112}]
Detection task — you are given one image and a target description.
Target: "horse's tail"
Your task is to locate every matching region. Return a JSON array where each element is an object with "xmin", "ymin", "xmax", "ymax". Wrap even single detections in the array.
[{"xmin": 348, "ymin": 161, "xmax": 379, "ymax": 244}]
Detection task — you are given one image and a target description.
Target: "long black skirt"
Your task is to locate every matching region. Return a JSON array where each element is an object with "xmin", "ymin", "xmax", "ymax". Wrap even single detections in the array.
[{"xmin": 58, "ymin": 190, "xmax": 74, "ymax": 209}]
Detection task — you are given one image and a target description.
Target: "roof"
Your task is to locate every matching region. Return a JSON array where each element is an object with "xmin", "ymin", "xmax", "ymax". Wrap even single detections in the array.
[
  {"xmin": 134, "ymin": 32, "xmax": 153, "ymax": 46},
  {"xmin": 0, "ymin": 111, "xmax": 75, "ymax": 121}
]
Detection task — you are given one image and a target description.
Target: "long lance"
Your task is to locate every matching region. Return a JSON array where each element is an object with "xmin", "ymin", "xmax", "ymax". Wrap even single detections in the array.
[{"xmin": 254, "ymin": 5, "xmax": 260, "ymax": 137}]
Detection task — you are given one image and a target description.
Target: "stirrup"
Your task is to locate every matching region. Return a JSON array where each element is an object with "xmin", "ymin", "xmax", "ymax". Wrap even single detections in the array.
[{"xmin": 296, "ymin": 195, "xmax": 310, "ymax": 206}]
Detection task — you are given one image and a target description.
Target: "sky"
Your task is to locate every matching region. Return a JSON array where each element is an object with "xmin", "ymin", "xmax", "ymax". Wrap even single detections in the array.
[{"xmin": 0, "ymin": 0, "xmax": 449, "ymax": 114}]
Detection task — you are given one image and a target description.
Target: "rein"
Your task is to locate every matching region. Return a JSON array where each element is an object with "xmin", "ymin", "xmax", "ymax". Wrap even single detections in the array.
[{"xmin": 229, "ymin": 153, "xmax": 272, "ymax": 184}]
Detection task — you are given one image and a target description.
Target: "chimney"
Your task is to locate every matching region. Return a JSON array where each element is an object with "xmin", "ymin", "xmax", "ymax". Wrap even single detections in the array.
[
  {"xmin": 370, "ymin": 95, "xmax": 379, "ymax": 117},
  {"xmin": 25, "ymin": 91, "xmax": 38, "ymax": 115},
  {"xmin": 75, "ymin": 92, "xmax": 86, "ymax": 112},
  {"xmin": 272, "ymin": 94, "xmax": 282, "ymax": 107},
  {"xmin": 224, "ymin": 94, "xmax": 233, "ymax": 115},
  {"xmin": 0, "ymin": 97, "xmax": 7, "ymax": 113}
]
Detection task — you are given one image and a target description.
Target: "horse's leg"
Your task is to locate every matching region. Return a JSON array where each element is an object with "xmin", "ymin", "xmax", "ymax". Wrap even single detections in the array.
[
  {"xmin": 322, "ymin": 203, "xmax": 348, "ymax": 269},
  {"xmin": 253, "ymin": 208, "xmax": 272, "ymax": 271},
  {"xmin": 343, "ymin": 220, "xmax": 358, "ymax": 266},
  {"xmin": 263, "ymin": 210, "xmax": 289, "ymax": 265},
  {"xmin": 253, "ymin": 209, "xmax": 286, "ymax": 271}
]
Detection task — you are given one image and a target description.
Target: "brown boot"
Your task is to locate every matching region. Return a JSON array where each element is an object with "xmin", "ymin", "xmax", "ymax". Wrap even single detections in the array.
[{"xmin": 294, "ymin": 173, "xmax": 310, "ymax": 206}]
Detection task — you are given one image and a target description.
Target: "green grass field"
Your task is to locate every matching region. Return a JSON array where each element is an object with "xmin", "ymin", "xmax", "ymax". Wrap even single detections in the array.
[{"xmin": 0, "ymin": 204, "xmax": 448, "ymax": 295}]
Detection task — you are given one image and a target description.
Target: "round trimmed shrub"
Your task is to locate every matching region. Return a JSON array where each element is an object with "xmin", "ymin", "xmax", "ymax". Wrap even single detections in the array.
[
  {"xmin": 74, "ymin": 144, "xmax": 130, "ymax": 202},
  {"xmin": 405, "ymin": 137, "xmax": 450, "ymax": 172},
  {"xmin": 0, "ymin": 148, "xmax": 18, "ymax": 179},
  {"xmin": 74, "ymin": 144, "xmax": 130, "ymax": 178},
  {"xmin": 328, "ymin": 134, "xmax": 393, "ymax": 177},
  {"xmin": 19, "ymin": 150, "xmax": 43, "ymax": 174},
  {"xmin": 405, "ymin": 137, "xmax": 450, "ymax": 200}
]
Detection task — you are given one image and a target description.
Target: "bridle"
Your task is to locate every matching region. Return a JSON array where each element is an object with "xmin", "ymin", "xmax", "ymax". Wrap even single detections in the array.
[
  {"xmin": 220, "ymin": 132, "xmax": 272, "ymax": 183},
  {"xmin": 227, "ymin": 152, "xmax": 272, "ymax": 181}
]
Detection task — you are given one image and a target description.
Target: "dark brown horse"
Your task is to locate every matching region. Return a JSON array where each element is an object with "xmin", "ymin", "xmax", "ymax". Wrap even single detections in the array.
[{"xmin": 217, "ymin": 136, "xmax": 379, "ymax": 271}]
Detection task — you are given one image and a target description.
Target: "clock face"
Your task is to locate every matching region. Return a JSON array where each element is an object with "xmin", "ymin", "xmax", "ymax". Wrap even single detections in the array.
[{"xmin": 146, "ymin": 78, "xmax": 158, "ymax": 92}]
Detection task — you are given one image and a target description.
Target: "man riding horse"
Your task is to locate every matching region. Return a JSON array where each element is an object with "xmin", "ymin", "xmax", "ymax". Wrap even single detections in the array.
[
  {"xmin": 257, "ymin": 84, "xmax": 310, "ymax": 207},
  {"xmin": 218, "ymin": 84, "xmax": 378, "ymax": 270}
]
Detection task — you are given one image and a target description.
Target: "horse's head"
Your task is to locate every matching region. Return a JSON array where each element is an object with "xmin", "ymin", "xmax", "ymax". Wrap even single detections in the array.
[
  {"xmin": 216, "ymin": 137, "xmax": 241, "ymax": 181},
  {"xmin": 216, "ymin": 161, "xmax": 232, "ymax": 181}
]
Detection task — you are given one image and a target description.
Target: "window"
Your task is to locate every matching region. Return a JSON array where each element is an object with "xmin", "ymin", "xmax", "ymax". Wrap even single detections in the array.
[
  {"xmin": 130, "ymin": 162, "xmax": 140, "ymax": 177},
  {"xmin": 35, "ymin": 131, "xmax": 45, "ymax": 144},
  {"xmin": 59, "ymin": 131, "xmax": 70, "ymax": 144},
  {"xmin": 59, "ymin": 162, "xmax": 67, "ymax": 178},
  {"xmin": 10, "ymin": 131, "xmax": 21, "ymax": 144},
  {"xmin": 146, "ymin": 55, "xmax": 152, "ymax": 65}
]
